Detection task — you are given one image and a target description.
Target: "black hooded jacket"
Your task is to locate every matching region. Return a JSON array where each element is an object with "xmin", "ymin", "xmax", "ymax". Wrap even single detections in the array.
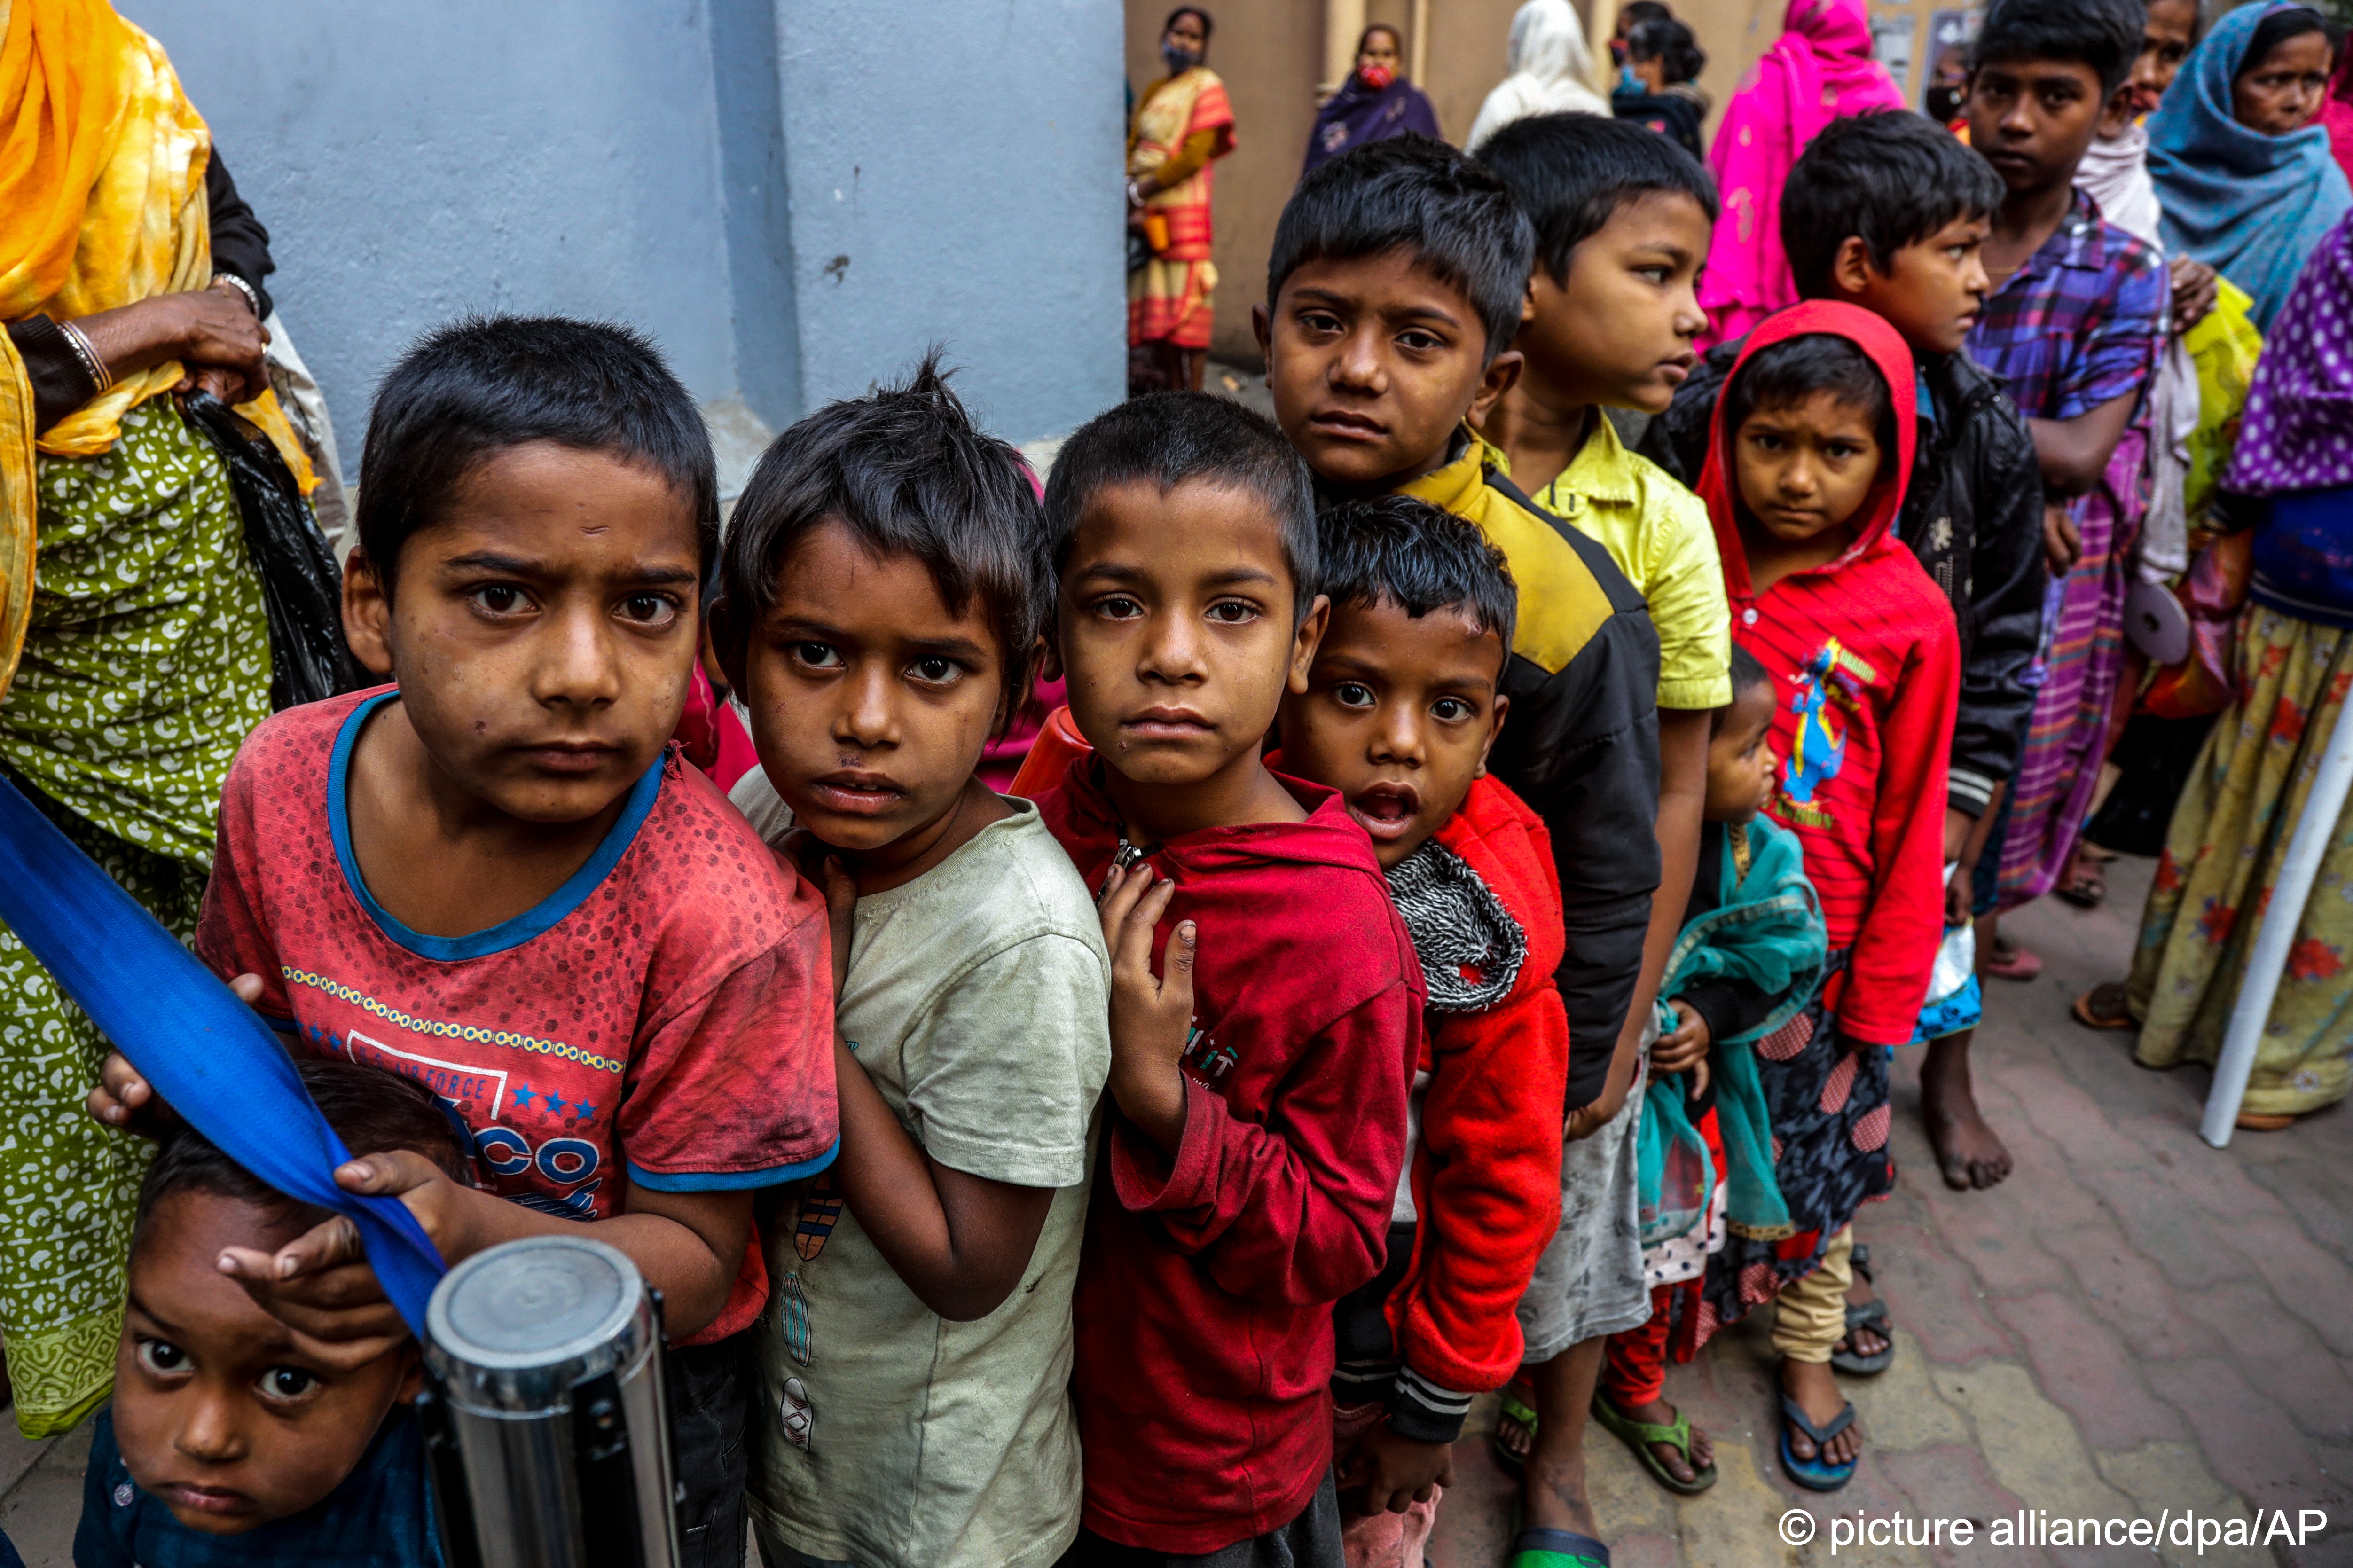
[{"xmin": 1640, "ymin": 338, "xmax": 2047, "ymax": 819}]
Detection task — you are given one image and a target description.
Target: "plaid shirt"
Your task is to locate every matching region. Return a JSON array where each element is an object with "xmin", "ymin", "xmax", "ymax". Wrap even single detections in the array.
[{"xmin": 1966, "ymin": 189, "xmax": 2165, "ymax": 422}]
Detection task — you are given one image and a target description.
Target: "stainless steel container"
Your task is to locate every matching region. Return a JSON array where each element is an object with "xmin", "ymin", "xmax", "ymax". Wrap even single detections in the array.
[{"xmin": 422, "ymin": 1235, "xmax": 680, "ymax": 1568}]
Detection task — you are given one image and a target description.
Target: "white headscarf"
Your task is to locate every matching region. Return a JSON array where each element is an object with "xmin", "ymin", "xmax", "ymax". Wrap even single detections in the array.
[{"xmin": 1466, "ymin": 0, "xmax": 1610, "ymax": 151}]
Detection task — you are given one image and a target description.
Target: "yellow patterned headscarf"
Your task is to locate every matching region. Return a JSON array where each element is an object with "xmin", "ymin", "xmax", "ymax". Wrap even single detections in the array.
[{"xmin": 0, "ymin": 0, "xmax": 312, "ymax": 698}]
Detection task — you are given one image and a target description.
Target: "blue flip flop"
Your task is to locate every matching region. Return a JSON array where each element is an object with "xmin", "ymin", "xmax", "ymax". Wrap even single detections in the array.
[
  {"xmin": 1509, "ymin": 1527, "xmax": 1611, "ymax": 1567},
  {"xmin": 1779, "ymin": 1392, "xmax": 1860, "ymax": 1491}
]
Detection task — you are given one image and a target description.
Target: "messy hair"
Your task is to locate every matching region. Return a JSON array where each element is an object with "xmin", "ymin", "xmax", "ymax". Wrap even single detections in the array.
[
  {"xmin": 1474, "ymin": 112, "xmax": 1719, "ymax": 290},
  {"xmin": 1315, "ymin": 495, "xmax": 1517, "ymax": 658},
  {"xmin": 1724, "ymin": 333, "xmax": 1898, "ymax": 458},
  {"xmin": 717, "ymin": 353, "xmax": 1049, "ymax": 724},
  {"xmin": 1784, "ymin": 112, "xmax": 2006, "ymax": 300}
]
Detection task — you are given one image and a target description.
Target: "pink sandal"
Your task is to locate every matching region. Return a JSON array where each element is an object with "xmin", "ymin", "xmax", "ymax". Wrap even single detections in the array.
[{"xmin": 1981, "ymin": 937, "xmax": 2042, "ymax": 982}]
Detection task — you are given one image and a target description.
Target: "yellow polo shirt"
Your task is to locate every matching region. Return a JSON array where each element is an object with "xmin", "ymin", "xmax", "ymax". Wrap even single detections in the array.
[{"xmin": 1532, "ymin": 415, "xmax": 1732, "ymax": 711}]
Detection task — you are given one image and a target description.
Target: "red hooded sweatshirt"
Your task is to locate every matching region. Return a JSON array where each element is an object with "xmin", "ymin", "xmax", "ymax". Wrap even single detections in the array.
[
  {"xmin": 1697, "ymin": 301, "xmax": 1959, "ymax": 1049},
  {"xmin": 1038, "ymin": 758, "xmax": 1422, "ymax": 1553},
  {"xmin": 1382, "ymin": 775, "xmax": 1570, "ymax": 1411}
]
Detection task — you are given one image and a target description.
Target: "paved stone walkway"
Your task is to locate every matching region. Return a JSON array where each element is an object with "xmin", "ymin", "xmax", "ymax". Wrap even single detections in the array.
[
  {"xmin": 1432, "ymin": 857, "xmax": 2353, "ymax": 1568},
  {"xmin": 4, "ymin": 862, "xmax": 2347, "ymax": 1566}
]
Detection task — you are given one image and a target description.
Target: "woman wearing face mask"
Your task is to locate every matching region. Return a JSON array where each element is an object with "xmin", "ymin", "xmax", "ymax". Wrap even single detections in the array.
[
  {"xmin": 2148, "ymin": 2, "xmax": 2350, "ymax": 332},
  {"xmin": 1302, "ymin": 24, "xmax": 1441, "ymax": 175},
  {"xmin": 1127, "ymin": 6, "xmax": 1236, "ymax": 394},
  {"xmin": 1610, "ymin": 16, "xmax": 1710, "ymax": 159}
]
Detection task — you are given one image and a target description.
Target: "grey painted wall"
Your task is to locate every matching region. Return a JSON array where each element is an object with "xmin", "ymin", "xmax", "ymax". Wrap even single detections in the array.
[{"xmin": 125, "ymin": 0, "xmax": 1124, "ymax": 456}]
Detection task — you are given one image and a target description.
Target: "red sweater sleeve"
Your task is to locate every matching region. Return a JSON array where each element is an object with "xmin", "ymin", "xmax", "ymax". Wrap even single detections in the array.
[
  {"xmin": 1109, "ymin": 980, "xmax": 1416, "ymax": 1308},
  {"xmin": 1836, "ymin": 618, "xmax": 1961, "ymax": 1047},
  {"xmin": 1392, "ymin": 982, "xmax": 1569, "ymax": 1395}
]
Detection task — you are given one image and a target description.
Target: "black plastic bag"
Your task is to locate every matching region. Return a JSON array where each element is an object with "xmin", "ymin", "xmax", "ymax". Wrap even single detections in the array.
[{"xmin": 178, "ymin": 390, "xmax": 366, "ymax": 710}]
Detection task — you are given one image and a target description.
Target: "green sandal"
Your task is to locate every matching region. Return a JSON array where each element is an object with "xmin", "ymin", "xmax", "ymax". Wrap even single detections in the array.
[
  {"xmin": 1589, "ymin": 1392, "xmax": 1718, "ymax": 1495},
  {"xmin": 1491, "ymin": 1380, "xmax": 1540, "ymax": 1475},
  {"xmin": 1509, "ymin": 1527, "xmax": 1611, "ymax": 1566}
]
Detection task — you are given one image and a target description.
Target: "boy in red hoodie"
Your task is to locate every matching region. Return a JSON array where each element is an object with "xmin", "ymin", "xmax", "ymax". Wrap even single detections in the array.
[
  {"xmin": 1036, "ymin": 392, "xmax": 1423, "ymax": 1566},
  {"xmin": 1275, "ymin": 496, "xmax": 1570, "ymax": 1565},
  {"xmin": 1693, "ymin": 302, "xmax": 1958, "ymax": 1493}
]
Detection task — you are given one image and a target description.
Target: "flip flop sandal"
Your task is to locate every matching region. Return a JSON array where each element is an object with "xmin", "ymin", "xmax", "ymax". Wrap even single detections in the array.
[
  {"xmin": 1830, "ymin": 1299, "xmax": 1895, "ymax": 1375},
  {"xmin": 1778, "ymin": 1392, "xmax": 1860, "ymax": 1492},
  {"xmin": 1490, "ymin": 1381, "xmax": 1539, "ymax": 1476},
  {"xmin": 1509, "ymin": 1527, "xmax": 1611, "ymax": 1567},
  {"xmin": 1590, "ymin": 1392, "xmax": 1718, "ymax": 1494},
  {"xmin": 2055, "ymin": 866, "xmax": 2108, "ymax": 909},
  {"xmin": 1850, "ymin": 1243, "xmax": 1873, "ymax": 1283},
  {"xmin": 1981, "ymin": 939, "xmax": 2043, "ymax": 982},
  {"xmin": 2072, "ymin": 984, "xmax": 2136, "ymax": 1030}
]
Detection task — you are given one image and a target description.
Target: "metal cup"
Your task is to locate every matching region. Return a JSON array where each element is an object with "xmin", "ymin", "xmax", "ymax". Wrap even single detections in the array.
[{"xmin": 420, "ymin": 1235, "xmax": 680, "ymax": 1568}]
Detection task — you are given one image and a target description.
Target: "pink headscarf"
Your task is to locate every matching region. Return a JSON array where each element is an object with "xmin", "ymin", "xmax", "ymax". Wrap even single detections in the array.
[{"xmin": 1697, "ymin": 0, "xmax": 1905, "ymax": 350}]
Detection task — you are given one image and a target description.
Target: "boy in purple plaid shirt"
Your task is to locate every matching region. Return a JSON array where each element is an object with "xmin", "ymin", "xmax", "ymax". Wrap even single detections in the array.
[{"xmin": 1955, "ymin": 0, "xmax": 2164, "ymax": 1172}]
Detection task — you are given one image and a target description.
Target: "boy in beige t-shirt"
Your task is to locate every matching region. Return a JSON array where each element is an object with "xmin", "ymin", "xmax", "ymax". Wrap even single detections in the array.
[{"xmin": 716, "ymin": 362, "xmax": 1111, "ymax": 1568}]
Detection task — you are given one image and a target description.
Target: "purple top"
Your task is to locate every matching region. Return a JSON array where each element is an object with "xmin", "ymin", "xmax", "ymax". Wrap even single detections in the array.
[
  {"xmin": 1302, "ymin": 76, "xmax": 1443, "ymax": 174},
  {"xmin": 2228, "ymin": 208, "xmax": 2353, "ymax": 495}
]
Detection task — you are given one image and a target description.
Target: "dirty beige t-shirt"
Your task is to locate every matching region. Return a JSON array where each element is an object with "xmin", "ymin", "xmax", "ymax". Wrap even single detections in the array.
[{"xmin": 731, "ymin": 770, "xmax": 1111, "ymax": 1568}]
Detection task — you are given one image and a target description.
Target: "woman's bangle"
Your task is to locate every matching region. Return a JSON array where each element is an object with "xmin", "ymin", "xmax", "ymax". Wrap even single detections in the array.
[
  {"xmin": 212, "ymin": 273, "xmax": 261, "ymax": 318},
  {"xmin": 58, "ymin": 320, "xmax": 113, "ymax": 394}
]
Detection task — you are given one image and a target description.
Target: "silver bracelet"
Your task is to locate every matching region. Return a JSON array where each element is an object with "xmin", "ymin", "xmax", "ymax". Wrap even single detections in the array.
[
  {"xmin": 58, "ymin": 320, "xmax": 113, "ymax": 393},
  {"xmin": 212, "ymin": 272, "xmax": 262, "ymax": 318}
]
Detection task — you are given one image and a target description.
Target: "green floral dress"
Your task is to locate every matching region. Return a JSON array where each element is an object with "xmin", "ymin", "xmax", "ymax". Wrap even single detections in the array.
[
  {"xmin": 0, "ymin": 398, "xmax": 272, "ymax": 1436},
  {"xmin": 2127, "ymin": 606, "xmax": 2353, "ymax": 1116}
]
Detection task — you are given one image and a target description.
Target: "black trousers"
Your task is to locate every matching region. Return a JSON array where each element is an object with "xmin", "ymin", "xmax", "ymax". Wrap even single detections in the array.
[{"xmin": 667, "ymin": 1331, "xmax": 751, "ymax": 1568}]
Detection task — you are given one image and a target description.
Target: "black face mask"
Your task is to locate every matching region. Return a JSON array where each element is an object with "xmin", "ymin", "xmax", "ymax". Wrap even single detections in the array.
[
  {"xmin": 1925, "ymin": 83, "xmax": 1965, "ymax": 121},
  {"xmin": 1163, "ymin": 42, "xmax": 1202, "ymax": 74}
]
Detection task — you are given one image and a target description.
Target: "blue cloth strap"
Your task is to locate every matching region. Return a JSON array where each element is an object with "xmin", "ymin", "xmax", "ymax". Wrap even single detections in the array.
[{"xmin": 0, "ymin": 776, "xmax": 445, "ymax": 1333}]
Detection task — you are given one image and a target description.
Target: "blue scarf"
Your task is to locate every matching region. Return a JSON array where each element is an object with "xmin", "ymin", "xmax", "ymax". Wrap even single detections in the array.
[
  {"xmin": 1642, "ymin": 814, "xmax": 1826, "ymax": 1242},
  {"xmin": 2149, "ymin": 2, "xmax": 2353, "ymax": 331}
]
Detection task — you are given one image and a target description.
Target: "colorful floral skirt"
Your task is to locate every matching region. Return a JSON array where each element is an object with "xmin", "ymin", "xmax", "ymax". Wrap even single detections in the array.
[
  {"xmin": 1701, "ymin": 954, "xmax": 1893, "ymax": 1334},
  {"xmin": 1128, "ymin": 254, "xmax": 1218, "ymax": 350},
  {"xmin": 0, "ymin": 399, "xmax": 272, "ymax": 1436},
  {"xmin": 2126, "ymin": 605, "xmax": 2353, "ymax": 1116}
]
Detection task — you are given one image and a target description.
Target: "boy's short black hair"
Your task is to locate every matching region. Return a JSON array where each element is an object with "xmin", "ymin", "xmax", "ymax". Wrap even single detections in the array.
[
  {"xmin": 356, "ymin": 315, "xmax": 718, "ymax": 596},
  {"xmin": 133, "ymin": 1059, "xmax": 470, "ymax": 1256},
  {"xmin": 1316, "ymin": 495, "xmax": 1518, "ymax": 660},
  {"xmin": 1267, "ymin": 136, "xmax": 1535, "ymax": 360},
  {"xmin": 1717, "ymin": 643, "xmax": 1772, "ymax": 732},
  {"xmin": 718, "ymin": 353, "xmax": 1047, "ymax": 723},
  {"xmin": 1626, "ymin": 17, "xmax": 1706, "ymax": 82},
  {"xmin": 1971, "ymin": 0, "xmax": 2146, "ymax": 94},
  {"xmin": 1473, "ymin": 113, "xmax": 1720, "ymax": 290},
  {"xmin": 1724, "ymin": 333, "xmax": 1898, "ymax": 458},
  {"xmin": 1783, "ymin": 111, "xmax": 2006, "ymax": 300},
  {"xmin": 2241, "ymin": 7, "xmax": 2330, "ymax": 76},
  {"xmin": 1043, "ymin": 392, "xmax": 1318, "ymax": 616}
]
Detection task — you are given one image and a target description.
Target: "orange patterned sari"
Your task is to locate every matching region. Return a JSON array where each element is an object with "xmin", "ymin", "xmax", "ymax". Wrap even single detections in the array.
[{"xmin": 1128, "ymin": 67, "xmax": 1236, "ymax": 349}]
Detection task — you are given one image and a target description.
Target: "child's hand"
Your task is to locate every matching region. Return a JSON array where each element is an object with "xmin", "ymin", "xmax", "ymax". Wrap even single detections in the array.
[
  {"xmin": 2043, "ymin": 503, "xmax": 2082, "ymax": 574},
  {"xmin": 1098, "ymin": 862, "xmax": 1196, "ymax": 1158},
  {"xmin": 1338, "ymin": 1419, "xmax": 1454, "ymax": 1514},
  {"xmin": 86, "ymin": 973, "xmax": 270, "ymax": 1134},
  {"xmin": 1652, "ymin": 1000, "xmax": 1711, "ymax": 1076},
  {"xmin": 214, "ymin": 1149, "xmax": 475, "ymax": 1371}
]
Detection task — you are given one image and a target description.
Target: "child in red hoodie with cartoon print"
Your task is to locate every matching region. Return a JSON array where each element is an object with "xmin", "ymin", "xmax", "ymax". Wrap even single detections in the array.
[
  {"xmin": 1037, "ymin": 392, "xmax": 1423, "ymax": 1567},
  {"xmin": 1694, "ymin": 301, "xmax": 1957, "ymax": 1495},
  {"xmin": 1275, "ymin": 496, "xmax": 1569, "ymax": 1565}
]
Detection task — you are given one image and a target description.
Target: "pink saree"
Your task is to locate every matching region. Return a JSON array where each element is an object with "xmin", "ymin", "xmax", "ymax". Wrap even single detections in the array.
[{"xmin": 1698, "ymin": 0, "xmax": 1905, "ymax": 350}]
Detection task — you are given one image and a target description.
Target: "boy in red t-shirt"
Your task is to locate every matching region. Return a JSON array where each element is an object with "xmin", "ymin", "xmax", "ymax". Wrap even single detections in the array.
[
  {"xmin": 1273, "ymin": 496, "xmax": 1569, "ymax": 1565},
  {"xmin": 92, "ymin": 317, "xmax": 838, "ymax": 1566},
  {"xmin": 1035, "ymin": 392, "xmax": 1422, "ymax": 1566},
  {"xmin": 1694, "ymin": 302, "xmax": 1957, "ymax": 1492}
]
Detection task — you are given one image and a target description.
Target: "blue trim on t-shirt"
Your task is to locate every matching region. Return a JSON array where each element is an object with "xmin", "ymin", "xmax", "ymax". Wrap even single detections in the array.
[
  {"xmin": 327, "ymin": 691, "xmax": 664, "ymax": 962},
  {"xmin": 627, "ymin": 1136, "xmax": 840, "ymax": 1193}
]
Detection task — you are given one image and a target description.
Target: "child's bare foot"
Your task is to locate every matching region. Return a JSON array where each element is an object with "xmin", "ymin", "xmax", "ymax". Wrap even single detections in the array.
[
  {"xmin": 1781, "ymin": 1358, "xmax": 1861, "ymax": 1466},
  {"xmin": 1619, "ymin": 1396, "xmax": 1713, "ymax": 1487},
  {"xmin": 1922, "ymin": 1032, "xmax": 2013, "ymax": 1190},
  {"xmin": 1494, "ymin": 1374, "xmax": 1538, "ymax": 1462}
]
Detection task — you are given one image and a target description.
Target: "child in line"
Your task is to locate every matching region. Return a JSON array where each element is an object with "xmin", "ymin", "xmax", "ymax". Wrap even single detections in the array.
[
  {"xmin": 1960, "ymin": 0, "xmax": 2165, "ymax": 1011},
  {"xmin": 94, "ymin": 317, "xmax": 840, "ymax": 1568},
  {"xmin": 1694, "ymin": 305, "xmax": 1958, "ymax": 1492},
  {"xmin": 79, "ymin": 1061, "xmax": 468, "ymax": 1566},
  {"xmin": 1596, "ymin": 647, "xmax": 1827, "ymax": 1497},
  {"xmin": 1253, "ymin": 141, "xmax": 1665, "ymax": 1566},
  {"xmin": 1274, "ymin": 496, "xmax": 1570, "ymax": 1565},
  {"xmin": 714, "ymin": 361, "xmax": 1112, "ymax": 1568},
  {"xmin": 1039, "ymin": 392, "xmax": 1423, "ymax": 1566},
  {"xmin": 1463, "ymin": 114, "xmax": 1739, "ymax": 1557},
  {"xmin": 1643, "ymin": 110, "xmax": 2051, "ymax": 1198}
]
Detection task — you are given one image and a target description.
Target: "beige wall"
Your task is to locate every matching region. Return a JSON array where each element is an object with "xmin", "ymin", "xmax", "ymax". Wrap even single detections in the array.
[{"xmin": 1122, "ymin": 0, "xmax": 1792, "ymax": 362}]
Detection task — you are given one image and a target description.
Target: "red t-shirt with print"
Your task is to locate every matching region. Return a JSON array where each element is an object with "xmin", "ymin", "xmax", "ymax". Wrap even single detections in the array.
[{"xmin": 195, "ymin": 688, "xmax": 839, "ymax": 1340}]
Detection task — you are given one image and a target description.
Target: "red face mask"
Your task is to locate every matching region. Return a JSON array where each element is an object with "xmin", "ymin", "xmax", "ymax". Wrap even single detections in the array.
[{"xmin": 1358, "ymin": 62, "xmax": 1396, "ymax": 90}]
